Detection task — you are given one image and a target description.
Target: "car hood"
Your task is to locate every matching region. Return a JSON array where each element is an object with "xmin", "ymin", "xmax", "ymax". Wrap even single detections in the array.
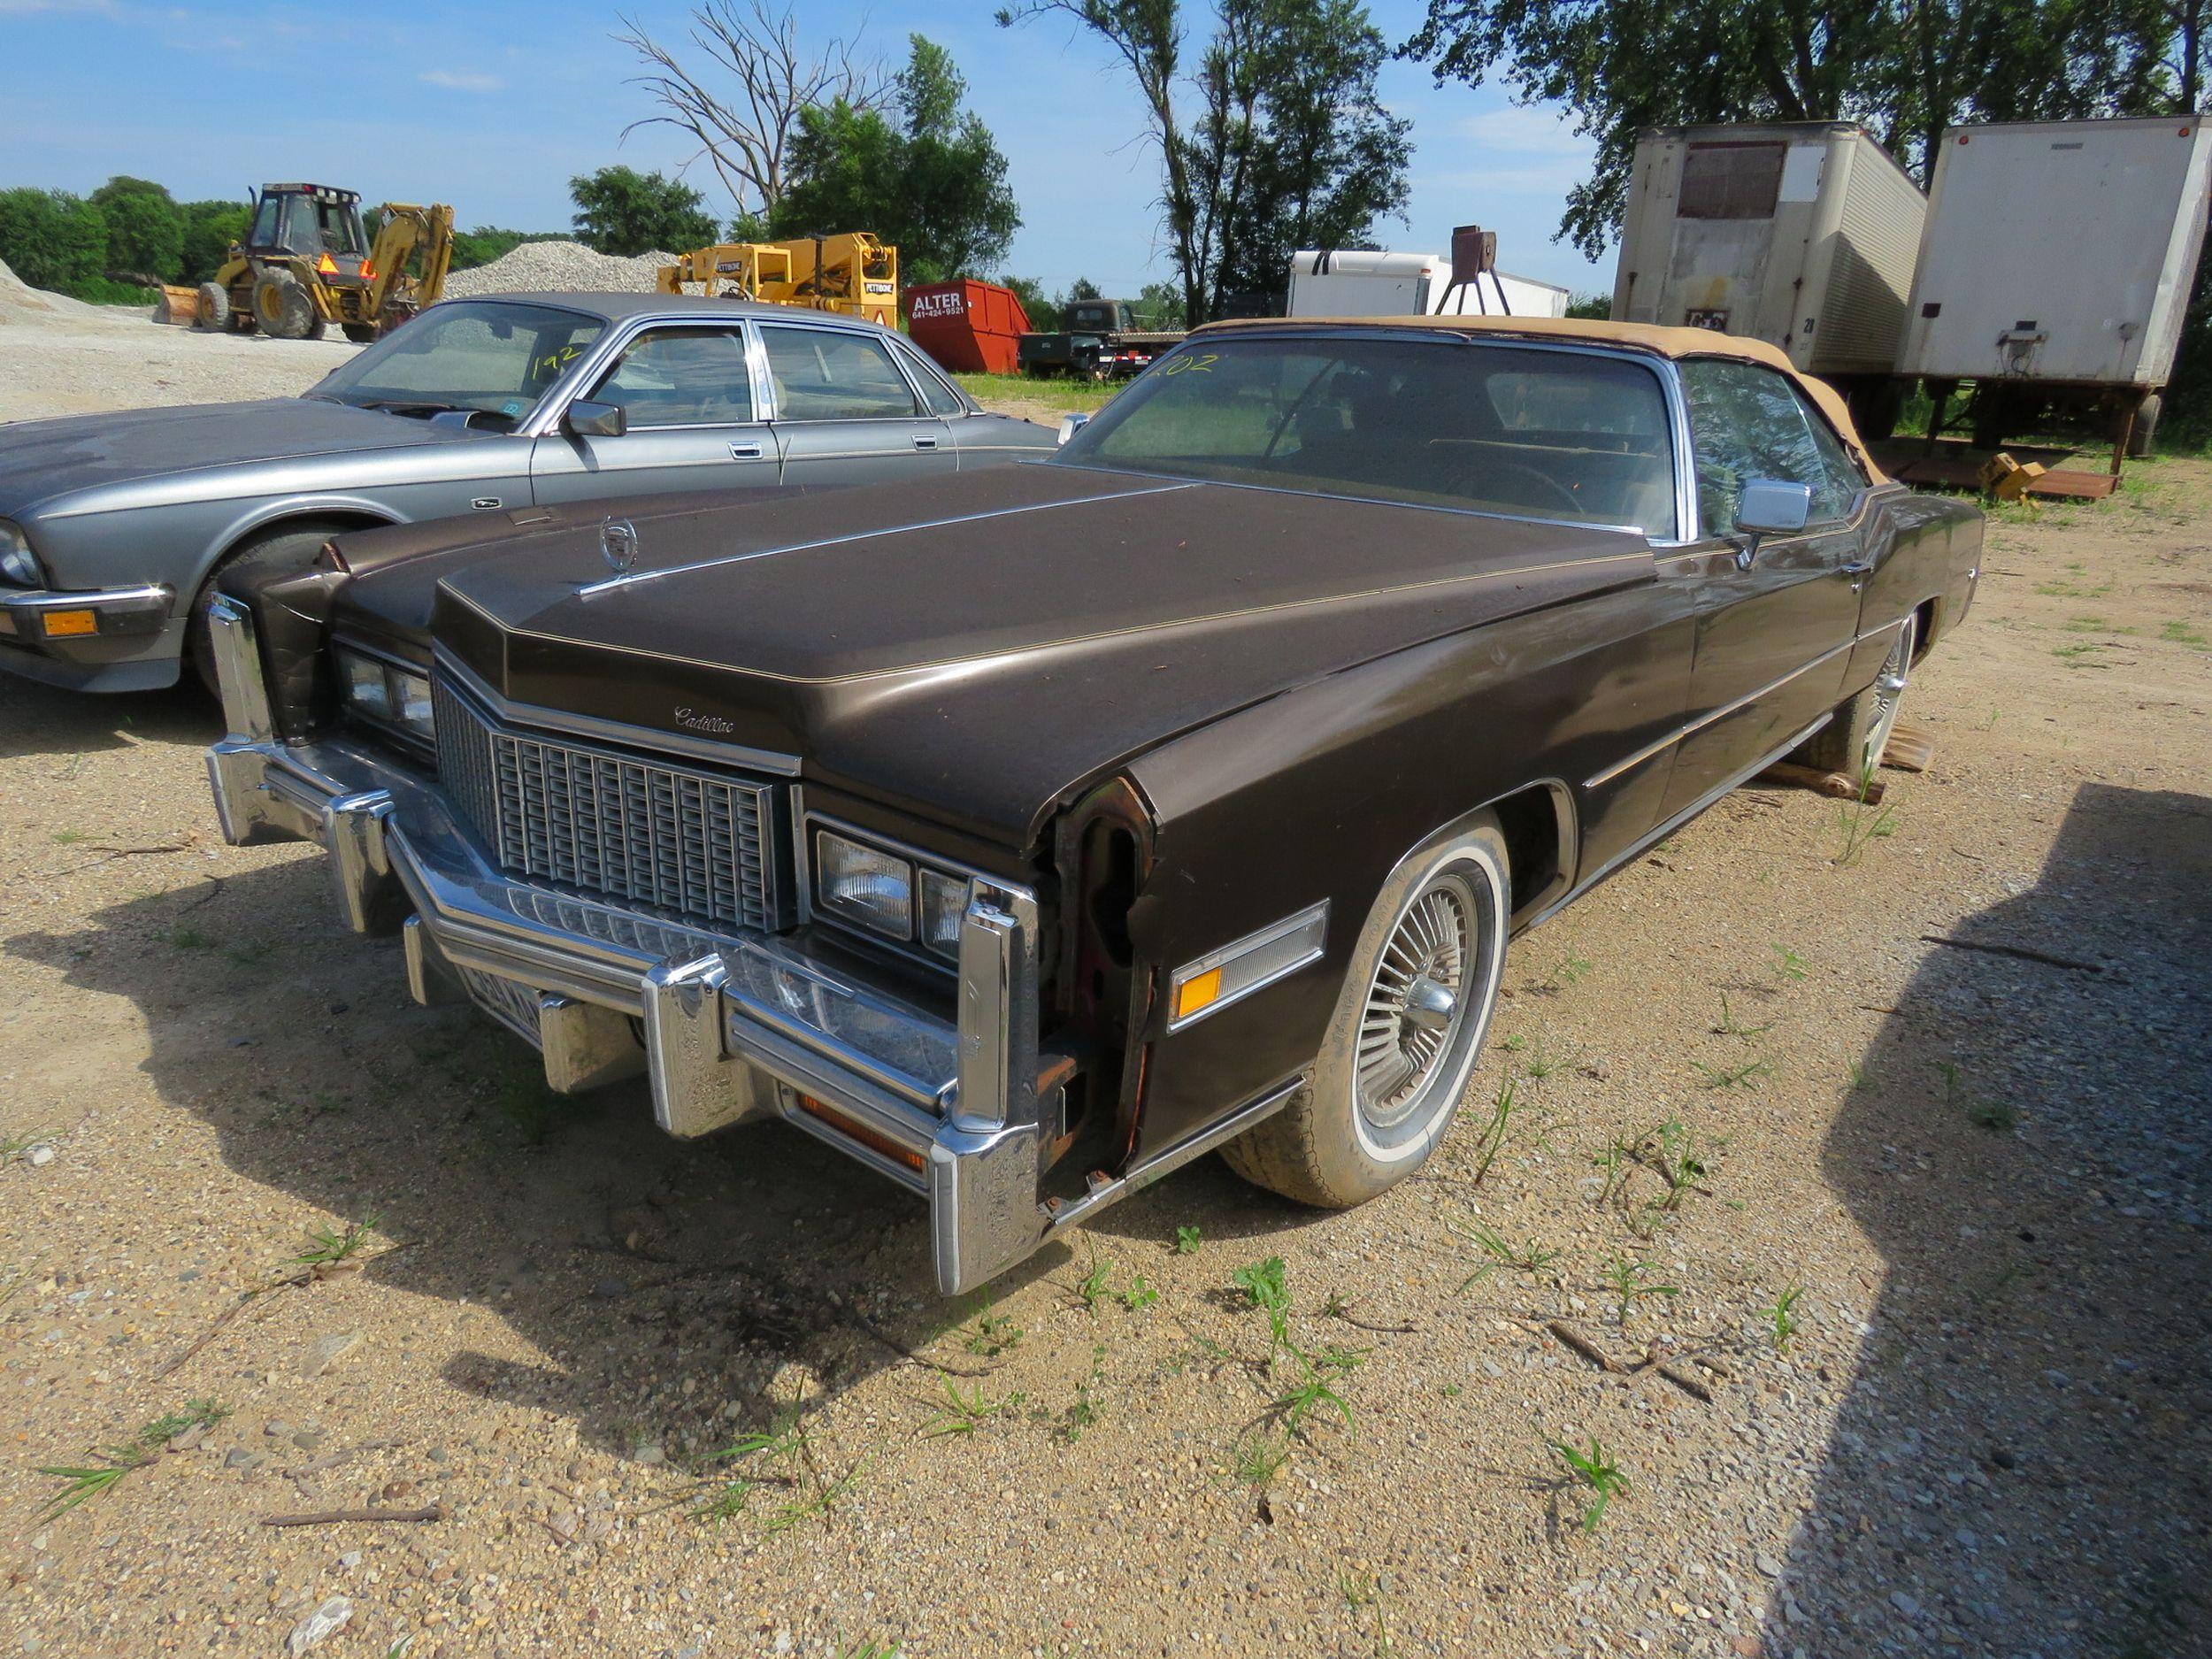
[
  {"xmin": 336, "ymin": 464, "xmax": 1654, "ymax": 846},
  {"xmin": 0, "ymin": 397, "xmax": 469, "ymax": 518}
]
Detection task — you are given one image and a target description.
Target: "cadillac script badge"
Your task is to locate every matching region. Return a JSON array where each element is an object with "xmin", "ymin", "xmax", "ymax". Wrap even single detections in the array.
[{"xmin": 599, "ymin": 518, "xmax": 639, "ymax": 576}]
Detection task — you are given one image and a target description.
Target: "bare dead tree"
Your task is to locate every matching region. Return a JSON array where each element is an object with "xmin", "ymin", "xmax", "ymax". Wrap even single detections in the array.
[{"xmin": 616, "ymin": 0, "xmax": 886, "ymax": 222}]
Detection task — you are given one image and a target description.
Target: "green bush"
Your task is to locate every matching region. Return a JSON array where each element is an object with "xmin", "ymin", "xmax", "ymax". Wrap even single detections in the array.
[
  {"xmin": 0, "ymin": 188, "xmax": 108, "ymax": 291},
  {"xmin": 178, "ymin": 200, "xmax": 250, "ymax": 283},
  {"xmin": 88, "ymin": 174, "xmax": 183, "ymax": 280}
]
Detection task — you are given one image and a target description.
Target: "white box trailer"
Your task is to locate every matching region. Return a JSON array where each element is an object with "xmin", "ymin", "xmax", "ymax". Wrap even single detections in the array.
[
  {"xmin": 1611, "ymin": 122, "xmax": 1925, "ymax": 412},
  {"xmin": 1286, "ymin": 250, "xmax": 1571, "ymax": 319},
  {"xmin": 1898, "ymin": 116, "xmax": 2212, "ymax": 449}
]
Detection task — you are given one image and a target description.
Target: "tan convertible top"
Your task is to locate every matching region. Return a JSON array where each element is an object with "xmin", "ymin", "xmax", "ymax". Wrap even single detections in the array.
[{"xmin": 1196, "ymin": 313, "xmax": 1886, "ymax": 482}]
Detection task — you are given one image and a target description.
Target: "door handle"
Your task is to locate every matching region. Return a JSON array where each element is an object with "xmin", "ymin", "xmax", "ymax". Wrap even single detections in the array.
[
  {"xmin": 912, "ymin": 435, "xmax": 939, "ymax": 450},
  {"xmin": 729, "ymin": 442, "xmax": 763, "ymax": 460}
]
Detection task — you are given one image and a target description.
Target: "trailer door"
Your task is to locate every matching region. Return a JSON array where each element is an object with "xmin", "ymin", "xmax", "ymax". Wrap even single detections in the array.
[{"xmin": 1663, "ymin": 142, "xmax": 1786, "ymax": 336}]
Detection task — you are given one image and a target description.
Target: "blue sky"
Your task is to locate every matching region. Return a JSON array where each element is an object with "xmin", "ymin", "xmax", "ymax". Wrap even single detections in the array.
[{"xmin": 0, "ymin": 0, "xmax": 1610, "ymax": 297}]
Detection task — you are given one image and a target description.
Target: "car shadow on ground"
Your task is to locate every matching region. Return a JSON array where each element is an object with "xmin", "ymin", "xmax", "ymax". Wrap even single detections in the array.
[
  {"xmin": 1765, "ymin": 780, "xmax": 2212, "ymax": 1655},
  {"xmin": 9, "ymin": 848, "xmax": 1325, "ymax": 1463},
  {"xmin": 0, "ymin": 674, "xmax": 215, "ymax": 760}
]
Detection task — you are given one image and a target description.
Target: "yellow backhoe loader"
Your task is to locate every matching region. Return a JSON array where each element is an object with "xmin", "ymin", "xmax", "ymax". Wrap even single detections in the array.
[
  {"xmin": 157, "ymin": 184, "xmax": 454, "ymax": 342},
  {"xmin": 657, "ymin": 232, "xmax": 898, "ymax": 327}
]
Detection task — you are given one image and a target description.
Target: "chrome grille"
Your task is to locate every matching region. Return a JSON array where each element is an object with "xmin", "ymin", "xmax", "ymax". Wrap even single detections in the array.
[{"xmin": 433, "ymin": 676, "xmax": 780, "ymax": 933}]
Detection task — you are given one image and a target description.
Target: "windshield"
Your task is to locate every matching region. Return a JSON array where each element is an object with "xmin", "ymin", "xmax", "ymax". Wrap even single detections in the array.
[
  {"xmin": 1057, "ymin": 334, "xmax": 1678, "ymax": 535},
  {"xmin": 310, "ymin": 301, "xmax": 606, "ymax": 421}
]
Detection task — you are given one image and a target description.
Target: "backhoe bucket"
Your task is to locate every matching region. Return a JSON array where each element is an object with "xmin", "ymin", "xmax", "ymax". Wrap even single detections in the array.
[{"xmin": 154, "ymin": 285, "xmax": 203, "ymax": 326}]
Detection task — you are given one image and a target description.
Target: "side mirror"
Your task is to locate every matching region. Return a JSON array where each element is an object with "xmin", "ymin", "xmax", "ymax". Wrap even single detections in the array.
[
  {"xmin": 1056, "ymin": 411, "xmax": 1090, "ymax": 446},
  {"xmin": 1735, "ymin": 478, "xmax": 1811, "ymax": 537},
  {"xmin": 564, "ymin": 400, "xmax": 626, "ymax": 439}
]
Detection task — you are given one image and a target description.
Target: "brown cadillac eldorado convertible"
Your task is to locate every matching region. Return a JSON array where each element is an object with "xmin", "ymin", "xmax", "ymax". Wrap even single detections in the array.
[{"xmin": 204, "ymin": 316, "xmax": 1982, "ymax": 1294}]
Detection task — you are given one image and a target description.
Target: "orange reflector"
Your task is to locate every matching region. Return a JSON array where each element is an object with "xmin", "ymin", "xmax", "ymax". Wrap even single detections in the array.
[
  {"xmin": 41, "ymin": 609, "xmax": 97, "ymax": 638},
  {"xmin": 359, "ymin": 258, "xmax": 376, "ymax": 281},
  {"xmin": 795, "ymin": 1094, "xmax": 926, "ymax": 1172},
  {"xmin": 1173, "ymin": 967, "xmax": 1222, "ymax": 1022},
  {"xmin": 317, "ymin": 253, "xmax": 339, "ymax": 275}
]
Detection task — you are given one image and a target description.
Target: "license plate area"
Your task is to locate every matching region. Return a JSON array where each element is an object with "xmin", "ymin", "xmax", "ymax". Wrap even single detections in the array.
[{"xmin": 455, "ymin": 963, "xmax": 545, "ymax": 1049}]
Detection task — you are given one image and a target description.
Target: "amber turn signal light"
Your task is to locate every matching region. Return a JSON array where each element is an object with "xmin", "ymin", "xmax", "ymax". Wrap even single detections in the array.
[
  {"xmin": 41, "ymin": 609, "xmax": 97, "ymax": 638},
  {"xmin": 1172, "ymin": 967, "xmax": 1222, "ymax": 1022}
]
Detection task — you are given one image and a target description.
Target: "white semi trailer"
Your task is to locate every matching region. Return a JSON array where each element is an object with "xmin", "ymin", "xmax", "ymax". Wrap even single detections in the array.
[
  {"xmin": 1611, "ymin": 121, "xmax": 1925, "ymax": 434},
  {"xmin": 1899, "ymin": 116, "xmax": 2212, "ymax": 455},
  {"xmin": 1286, "ymin": 250, "xmax": 1571, "ymax": 319}
]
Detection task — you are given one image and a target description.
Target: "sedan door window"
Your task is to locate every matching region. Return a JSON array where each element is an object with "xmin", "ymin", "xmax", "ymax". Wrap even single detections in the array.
[
  {"xmin": 762, "ymin": 328, "xmax": 920, "ymax": 420},
  {"xmin": 589, "ymin": 328, "xmax": 756, "ymax": 428},
  {"xmin": 1681, "ymin": 358, "xmax": 1857, "ymax": 534}
]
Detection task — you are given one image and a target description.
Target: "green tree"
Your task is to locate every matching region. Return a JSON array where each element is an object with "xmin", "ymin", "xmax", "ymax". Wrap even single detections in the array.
[
  {"xmin": 999, "ymin": 273, "xmax": 1059, "ymax": 329},
  {"xmin": 1064, "ymin": 275, "xmax": 1102, "ymax": 303},
  {"xmin": 1401, "ymin": 0, "xmax": 2176, "ymax": 259},
  {"xmin": 1001, "ymin": 0, "xmax": 1410, "ymax": 324},
  {"xmin": 178, "ymin": 200, "xmax": 250, "ymax": 282},
  {"xmin": 449, "ymin": 226, "xmax": 570, "ymax": 272},
  {"xmin": 1135, "ymin": 279, "xmax": 1186, "ymax": 329},
  {"xmin": 569, "ymin": 165, "xmax": 719, "ymax": 257},
  {"xmin": 87, "ymin": 175, "xmax": 183, "ymax": 280},
  {"xmin": 0, "ymin": 188, "xmax": 108, "ymax": 292},
  {"xmin": 771, "ymin": 35, "xmax": 1020, "ymax": 282}
]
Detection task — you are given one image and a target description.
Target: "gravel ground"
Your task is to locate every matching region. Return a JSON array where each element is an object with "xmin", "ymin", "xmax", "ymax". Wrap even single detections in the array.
[{"xmin": 0, "ymin": 330, "xmax": 2207, "ymax": 1658}]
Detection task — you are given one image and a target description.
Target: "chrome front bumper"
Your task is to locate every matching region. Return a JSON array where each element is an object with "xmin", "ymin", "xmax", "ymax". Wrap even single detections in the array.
[{"xmin": 201, "ymin": 601, "xmax": 1053, "ymax": 1295}]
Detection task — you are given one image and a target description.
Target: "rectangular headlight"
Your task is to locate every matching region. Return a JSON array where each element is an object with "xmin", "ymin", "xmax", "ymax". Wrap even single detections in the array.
[
  {"xmin": 337, "ymin": 648, "xmax": 435, "ymax": 744},
  {"xmin": 918, "ymin": 869, "xmax": 968, "ymax": 958},
  {"xmin": 815, "ymin": 830, "xmax": 912, "ymax": 939}
]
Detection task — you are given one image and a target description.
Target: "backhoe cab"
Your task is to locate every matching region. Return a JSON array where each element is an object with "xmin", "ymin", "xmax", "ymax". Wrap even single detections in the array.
[{"xmin": 160, "ymin": 183, "xmax": 454, "ymax": 343}]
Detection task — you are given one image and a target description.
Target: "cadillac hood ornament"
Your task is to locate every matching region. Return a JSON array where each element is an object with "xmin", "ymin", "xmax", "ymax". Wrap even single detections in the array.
[{"xmin": 599, "ymin": 517, "xmax": 640, "ymax": 576}]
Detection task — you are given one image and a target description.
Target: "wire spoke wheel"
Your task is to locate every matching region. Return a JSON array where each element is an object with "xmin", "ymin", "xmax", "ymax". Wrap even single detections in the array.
[
  {"xmin": 1350, "ymin": 859, "xmax": 1502, "ymax": 1157},
  {"xmin": 1862, "ymin": 615, "xmax": 1916, "ymax": 777}
]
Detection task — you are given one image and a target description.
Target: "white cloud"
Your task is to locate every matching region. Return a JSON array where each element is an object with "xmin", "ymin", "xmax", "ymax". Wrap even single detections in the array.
[
  {"xmin": 420, "ymin": 68, "xmax": 503, "ymax": 93},
  {"xmin": 1455, "ymin": 105, "xmax": 1593, "ymax": 157}
]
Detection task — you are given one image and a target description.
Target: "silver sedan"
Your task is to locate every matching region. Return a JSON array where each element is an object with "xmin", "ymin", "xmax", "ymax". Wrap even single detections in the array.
[{"xmin": 0, "ymin": 292, "xmax": 1054, "ymax": 693}]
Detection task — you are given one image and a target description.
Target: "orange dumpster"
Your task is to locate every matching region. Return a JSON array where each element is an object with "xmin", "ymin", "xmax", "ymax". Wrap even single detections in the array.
[{"xmin": 902, "ymin": 280, "xmax": 1033, "ymax": 375}]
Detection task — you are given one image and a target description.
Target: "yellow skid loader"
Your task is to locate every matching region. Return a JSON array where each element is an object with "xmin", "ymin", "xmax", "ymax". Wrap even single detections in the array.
[
  {"xmin": 157, "ymin": 184, "xmax": 453, "ymax": 342},
  {"xmin": 657, "ymin": 232, "xmax": 898, "ymax": 327}
]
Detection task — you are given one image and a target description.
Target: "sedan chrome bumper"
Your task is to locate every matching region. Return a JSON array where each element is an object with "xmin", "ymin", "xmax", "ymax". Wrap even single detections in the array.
[{"xmin": 201, "ymin": 598, "xmax": 1052, "ymax": 1295}]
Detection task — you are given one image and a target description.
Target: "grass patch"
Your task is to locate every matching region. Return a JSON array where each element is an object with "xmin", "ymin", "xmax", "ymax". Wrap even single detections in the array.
[{"xmin": 950, "ymin": 371, "xmax": 1118, "ymax": 416}]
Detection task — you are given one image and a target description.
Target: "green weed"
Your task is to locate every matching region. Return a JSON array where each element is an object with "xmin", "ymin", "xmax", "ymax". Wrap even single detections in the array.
[
  {"xmin": 1549, "ymin": 1435, "xmax": 1626, "ymax": 1533},
  {"xmin": 291, "ymin": 1214, "xmax": 377, "ymax": 1269},
  {"xmin": 918, "ymin": 1377, "xmax": 1018, "ymax": 1440},
  {"xmin": 1714, "ymin": 991, "xmax": 1772, "ymax": 1037},
  {"xmin": 1448, "ymin": 1217, "xmax": 1560, "ymax": 1291},
  {"xmin": 1769, "ymin": 1283, "xmax": 1805, "ymax": 1352},
  {"xmin": 1174, "ymin": 1225, "xmax": 1202, "ymax": 1255},
  {"xmin": 1466, "ymin": 1075, "xmax": 1517, "ymax": 1185},
  {"xmin": 1601, "ymin": 1255, "xmax": 1678, "ymax": 1325}
]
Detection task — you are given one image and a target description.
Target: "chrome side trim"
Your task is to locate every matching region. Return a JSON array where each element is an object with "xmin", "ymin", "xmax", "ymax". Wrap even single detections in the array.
[
  {"xmin": 4, "ymin": 582, "xmax": 173, "ymax": 614},
  {"xmin": 1043, "ymin": 1078, "xmax": 1303, "ymax": 1232},
  {"xmin": 575, "ymin": 480, "xmax": 1200, "ymax": 598},
  {"xmin": 433, "ymin": 645, "xmax": 802, "ymax": 777},
  {"xmin": 1538, "ymin": 710, "xmax": 1837, "ymax": 927},
  {"xmin": 1583, "ymin": 638, "xmax": 1855, "ymax": 790}
]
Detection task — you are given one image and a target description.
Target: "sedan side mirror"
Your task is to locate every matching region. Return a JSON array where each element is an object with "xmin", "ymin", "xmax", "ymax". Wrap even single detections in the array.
[
  {"xmin": 1736, "ymin": 478, "xmax": 1811, "ymax": 537},
  {"xmin": 564, "ymin": 400, "xmax": 626, "ymax": 439},
  {"xmin": 1731, "ymin": 478, "xmax": 1811, "ymax": 567},
  {"xmin": 1056, "ymin": 411, "xmax": 1090, "ymax": 446}
]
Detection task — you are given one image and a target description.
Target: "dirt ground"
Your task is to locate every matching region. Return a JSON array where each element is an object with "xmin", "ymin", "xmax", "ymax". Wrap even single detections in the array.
[{"xmin": 2, "ymin": 326, "xmax": 2209, "ymax": 1659}]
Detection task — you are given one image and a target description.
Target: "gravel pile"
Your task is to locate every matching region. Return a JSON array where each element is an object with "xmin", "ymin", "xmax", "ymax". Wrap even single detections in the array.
[
  {"xmin": 441, "ymin": 240, "xmax": 676, "ymax": 299},
  {"xmin": 0, "ymin": 255, "xmax": 106, "ymax": 326}
]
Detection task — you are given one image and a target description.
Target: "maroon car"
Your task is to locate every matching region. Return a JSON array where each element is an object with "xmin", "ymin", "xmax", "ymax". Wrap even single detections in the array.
[{"xmin": 204, "ymin": 316, "xmax": 1981, "ymax": 1294}]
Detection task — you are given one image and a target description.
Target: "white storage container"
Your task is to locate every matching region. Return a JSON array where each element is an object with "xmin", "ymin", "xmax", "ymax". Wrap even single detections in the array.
[
  {"xmin": 1610, "ymin": 122, "xmax": 1925, "ymax": 380},
  {"xmin": 1898, "ymin": 116, "xmax": 2212, "ymax": 388},
  {"xmin": 1286, "ymin": 250, "xmax": 1570, "ymax": 319}
]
